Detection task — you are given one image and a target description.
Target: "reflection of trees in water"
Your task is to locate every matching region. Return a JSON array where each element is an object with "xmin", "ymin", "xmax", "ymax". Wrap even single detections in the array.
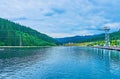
[
  {"xmin": 103, "ymin": 50, "xmax": 111, "ymax": 74},
  {"xmin": 95, "ymin": 48, "xmax": 120, "ymax": 76},
  {"xmin": 110, "ymin": 51, "xmax": 120, "ymax": 61},
  {"xmin": 0, "ymin": 47, "xmax": 51, "ymax": 78},
  {"xmin": 96, "ymin": 49, "xmax": 120, "ymax": 62},
  {"xmin": 0, "ymin": 47, "xmax": 50, "ymax": 58}
]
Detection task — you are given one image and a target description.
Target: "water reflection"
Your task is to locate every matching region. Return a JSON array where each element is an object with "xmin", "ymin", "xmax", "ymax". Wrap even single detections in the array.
[
  {"xmin": 0, "ymin": 47, "xmax": 120, "ymax": 79},
  {"xmin": 94, "ymin": 48, "xmax": 120, "ymax": 62},
  {"xmin": 93, "ymin": 48, "xmax": 120, "ymax": 78},
  {"xmin": 0, "ymin": 47, "xmax": 51, "ymax": 79}
]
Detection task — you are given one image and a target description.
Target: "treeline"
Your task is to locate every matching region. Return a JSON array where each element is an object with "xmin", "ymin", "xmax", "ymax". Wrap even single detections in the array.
[
  {"xmin": 0, "ymin": 18, "xmax": 58, "ymax": 46},
  {"xmin": 82, "ymin": 31, "xmax": 120, "ymax": 46},
  {"xmin": 57, "ymin": 31, "xmax": 120, "ymax": 45}
]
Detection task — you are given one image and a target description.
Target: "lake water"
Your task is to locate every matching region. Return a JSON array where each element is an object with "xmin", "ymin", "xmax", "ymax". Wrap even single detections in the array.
[{"xmin": 0, "ymin": 46, "xmax": 120, "ymax": 79}]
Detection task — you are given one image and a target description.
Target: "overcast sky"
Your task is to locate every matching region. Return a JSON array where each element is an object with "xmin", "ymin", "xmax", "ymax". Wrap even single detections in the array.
[{"xmin": 0, "ymin": 0, "xmax": 120, "ymax": 37}]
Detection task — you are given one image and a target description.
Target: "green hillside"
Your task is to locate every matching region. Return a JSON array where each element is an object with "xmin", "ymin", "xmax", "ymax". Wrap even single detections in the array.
[
  {"xmin": 84, "ymin": 31, "xmax": 120, "ymax": 46},
  {"xmin": 57, "ymin": 31, "xmax": 120, "ymax": 46},
  {"xmin": 0, "ymin": 18, "xmax": 58, "ymax": 46}
]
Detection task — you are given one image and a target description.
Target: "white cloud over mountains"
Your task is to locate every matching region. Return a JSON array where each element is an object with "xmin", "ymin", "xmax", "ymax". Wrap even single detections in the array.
[{"xmin": 0, "ymin": 0, "xmax": 120, "ymax": 37}]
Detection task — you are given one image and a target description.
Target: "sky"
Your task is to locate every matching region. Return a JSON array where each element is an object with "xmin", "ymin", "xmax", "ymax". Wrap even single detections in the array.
[{"xmin": 0, "ymin": 0, "xmax": 120, "ymax": 38}]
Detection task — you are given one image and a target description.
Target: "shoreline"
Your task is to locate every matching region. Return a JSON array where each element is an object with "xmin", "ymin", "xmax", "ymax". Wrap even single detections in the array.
[
  {"xmin": 0, "ymin": 46, "xmax": 56, "ymax": 48},
  {"xmin": 1, "ymin": 46, "xmax": 120, "ymax": 51},
  {"xmin": 93, "ymin": 46, "xmax": 120, "ymax": 51}
]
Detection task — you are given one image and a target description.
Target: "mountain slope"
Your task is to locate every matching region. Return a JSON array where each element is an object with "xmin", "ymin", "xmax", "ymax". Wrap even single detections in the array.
[{"xmin": 0, "ymin": 18, "xmax": 58, "ymax": 46}]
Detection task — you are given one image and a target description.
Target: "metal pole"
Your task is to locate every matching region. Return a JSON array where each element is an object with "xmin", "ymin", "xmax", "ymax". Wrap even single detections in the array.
[
  {"xmin": 105, "ymin": 30, "xmax": 110, "ymax": 46},
  {"xmin": 20, "ymin": 34, "xmax": 22, "ymax": 46},
  {"xmin": 19, "ymin": 27, "xmax": 22, "ymax": 47},
  {"xmin": 104, "ymin": 27, "xmax": 110, "ymax": 47}
]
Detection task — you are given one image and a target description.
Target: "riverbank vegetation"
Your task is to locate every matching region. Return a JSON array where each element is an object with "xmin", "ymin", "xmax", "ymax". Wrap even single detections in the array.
[
  {"xmin": 57, "ymin": 30, "xmax": 120, "ymax": 46},
  {"xmin": 65, "ymin": 40, "xmax": 120, "ymax": 46}
]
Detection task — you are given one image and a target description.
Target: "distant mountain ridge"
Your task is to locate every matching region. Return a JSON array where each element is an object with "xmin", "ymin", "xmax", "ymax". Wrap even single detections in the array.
[
  {"xmin": 56, "ymin": 35, "xmax": 93, "ymax": 44},
  {"xmin": 56, "ymin": 31, "xmax": 120, "ymax": 44},
  {"xmin": 0, "ymin": 18, "xmax": 58, "ymax": 46}
]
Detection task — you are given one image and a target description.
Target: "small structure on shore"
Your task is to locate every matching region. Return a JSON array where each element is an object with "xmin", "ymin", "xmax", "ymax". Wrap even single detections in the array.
[
  {"xmin": 97, "ymin": 26, "xmax": 110, "ymax": 47},
  {"xmin": 103, "ymin": 26, "xmax": 110, "ymax": 47}
]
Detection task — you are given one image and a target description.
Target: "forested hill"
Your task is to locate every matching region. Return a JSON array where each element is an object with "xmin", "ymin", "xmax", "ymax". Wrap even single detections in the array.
[
  {"xmin": 56, "ymin": 31, "xmax": 120, "ymax": 44},
  {"xmin": 0, "ymin": 18, "xmax": 58, "ymax": 46}
]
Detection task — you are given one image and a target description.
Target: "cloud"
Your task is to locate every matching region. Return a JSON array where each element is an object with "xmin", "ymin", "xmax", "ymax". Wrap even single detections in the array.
[
  {"xmin": 44, "ymin": 12, "xmax": 54, "ymax": 16},
  {"xmin": 11, "ymin": 17, "xmax": 28, "ymax": 21},
  {"xmin": 11, "ymin": 17, "xmax": 44, "ymax": 21},
  {"xmin": 44, "ymin": 7, "xmax": 65, "ymax": 17},
  {"xmin": 104, "ymin": 22, "xmax": 120, "ymax": 29},
  {"xmin": 0, "ymin": 0, "xmax": 120, "ymax": 37},
  {"xmin": 51, "ymin": 7, "xmax": 65, "ymax": 14}
]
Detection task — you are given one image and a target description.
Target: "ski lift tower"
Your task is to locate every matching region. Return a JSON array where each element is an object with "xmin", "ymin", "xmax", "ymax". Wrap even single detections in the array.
[
  {"xmin": 103, "ymin": 26, "xmax": 110, "ymax": 47},
  {"xmin": 88, "ymin": 26, "xmax": 110, "ymax": 47}
]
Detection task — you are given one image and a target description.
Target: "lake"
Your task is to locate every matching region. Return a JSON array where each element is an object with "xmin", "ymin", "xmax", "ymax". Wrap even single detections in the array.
[{"xmin": 0, "ymin": 46, "xmax": 120, "ymax": 79}]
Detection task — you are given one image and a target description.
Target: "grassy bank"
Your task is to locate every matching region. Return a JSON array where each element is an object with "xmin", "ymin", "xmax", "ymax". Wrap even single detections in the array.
[{"xmin": 64, "ymin": 40, "xmax": 120, "ymax": 46}]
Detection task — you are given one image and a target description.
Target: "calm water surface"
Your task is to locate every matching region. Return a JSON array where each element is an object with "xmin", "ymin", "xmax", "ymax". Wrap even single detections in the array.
[{"xmin": 0, "ymin": 46, "xmax": 120, "ymax": 79}]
